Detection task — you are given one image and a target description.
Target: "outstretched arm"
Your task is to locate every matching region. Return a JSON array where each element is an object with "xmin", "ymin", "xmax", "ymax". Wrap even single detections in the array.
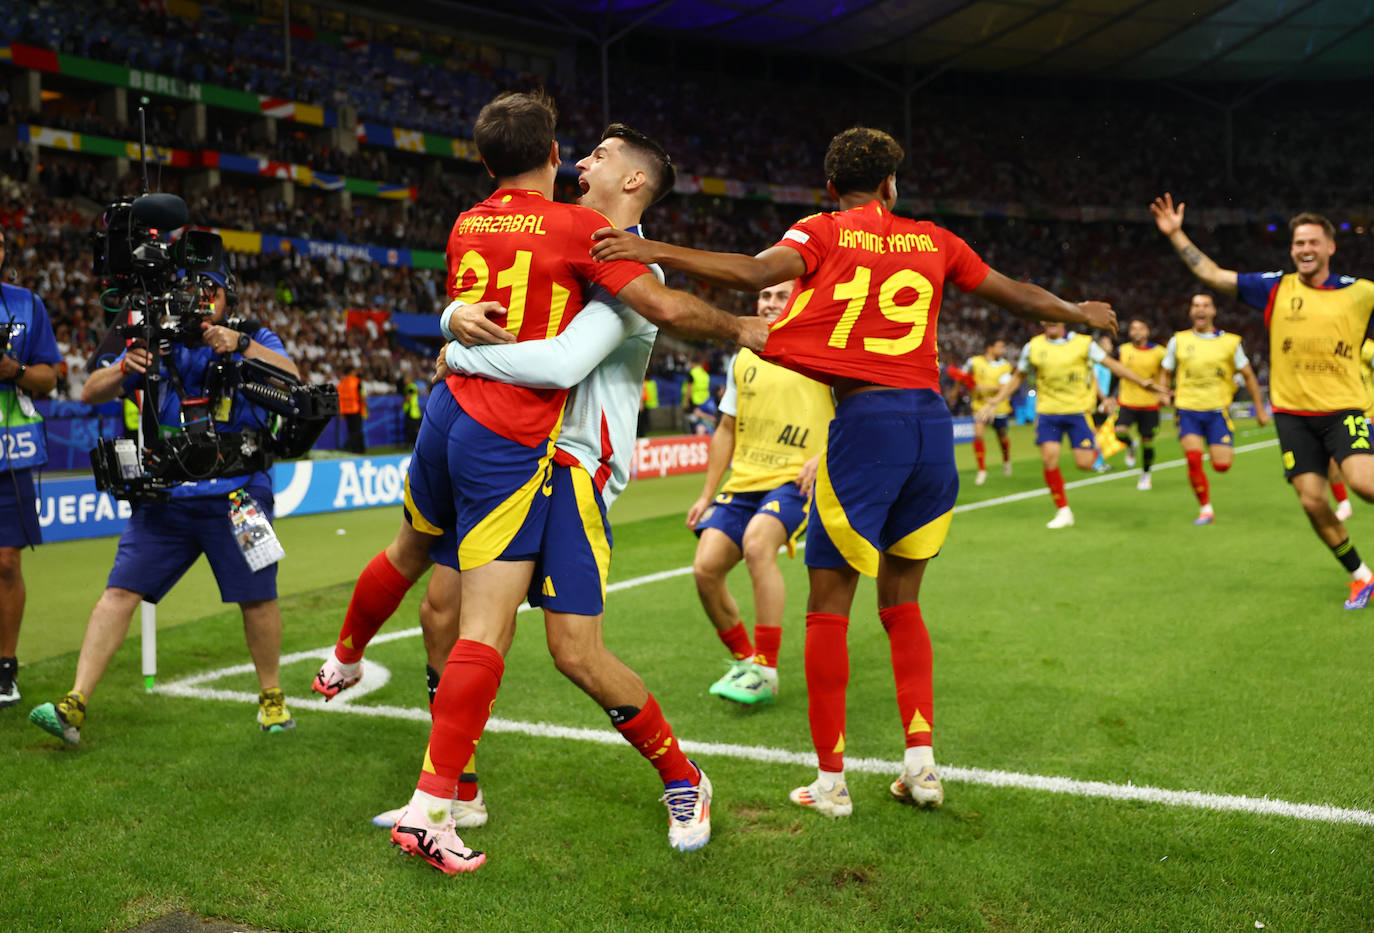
[
  {"xmin": 616, "ymin": 273, "xmax": 767, "ymax": 350},
  {"xmin": 971, "ymin": 270, "xmax": 1118, "ymax": 335},
  {"xmin": 1149, "ymin": 193, "xmax": 1238, "ymax": 295},
  {"xmin": 592, "ymin": 230, "xmax": 806, "ymax": 293}
]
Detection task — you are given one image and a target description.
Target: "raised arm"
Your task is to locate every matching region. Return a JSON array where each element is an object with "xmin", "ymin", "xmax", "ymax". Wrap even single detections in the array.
[
  {"xmin": 444, "ymin": 299, "xmax": 629, "ymax": 390},
  {"xmin": 1149, "ymin": 193, "xmax": 1238, "ymax": 296},
  {"xmin": 971, "ymin": 270, "xmax": 1118, "ymax": 335},
  {"xmin": 592, "ymin": 230, "xmax": 806, "ymax": 294}
]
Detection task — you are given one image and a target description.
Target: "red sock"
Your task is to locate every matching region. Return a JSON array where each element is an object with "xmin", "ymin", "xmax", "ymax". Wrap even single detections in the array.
[
  {"xmin": 1043, "ymin": 467, "xmax": 1067, "ymax": 509},
  {"xmin": 804, "ymin": 612, "xmax": 850, "ymax": 772},
  {"xmin": 879, "ymin": 603, "xmax": 933, "ymax": 747},
  {"xmin": 1333, "ymin": 482, "xmax": 1350, "ymax": 504},
  {"xmin": 336, "ymin": 550, "xmax": 413, "ymax": 664},
  {"xmin": 614, "ymin": 694, "xmax": 696, "ymax": 785},
  {"xmin": 1186, "ymin": 450, "xmax": 1210, "ymax": 506},
  {"xmin": 717, "ymin": 621, "xmax": 753, "ymax": 660},
  {"xmin": 456, "ymin": 769, "xmax": 479, "ymax": 801},
  {"xmin": 1000, "ymin": 435, "xmax": 1011, "ymax": 462},
  {"xmin": 752, "ymin": 625, "xmax": 782, "ymax": 668},
  {"xmin": 416, "ymin": 639, "xmax": 504, "ymax": 798},
  {"xmin": 973, "ymin": 437, "xmax": 987, "ymax": 470}
]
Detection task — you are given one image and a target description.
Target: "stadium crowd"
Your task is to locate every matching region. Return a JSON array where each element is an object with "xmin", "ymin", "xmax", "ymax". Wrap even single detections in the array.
[{"xmin": 6, "ymin": 0, "xmax": 1374, "ymax": 212}]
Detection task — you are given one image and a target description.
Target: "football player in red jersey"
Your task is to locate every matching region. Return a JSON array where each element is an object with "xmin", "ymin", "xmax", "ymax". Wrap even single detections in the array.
[
  {"xmin": 593, "ymin": 126, "xmax": 1115, "ymax": 816},
  {"xmin": 368, "ymin": 93, "xmax": 765, "ymax": 874}
]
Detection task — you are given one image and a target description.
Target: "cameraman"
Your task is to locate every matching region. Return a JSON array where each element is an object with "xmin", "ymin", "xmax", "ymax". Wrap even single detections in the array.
[
  {"xmin": 28, "ymin": 269, "xmax": 301, "ymax": 744},
  {"xmin": 0, "ymin": 229, "xmax": 62, "ymax": 709}
]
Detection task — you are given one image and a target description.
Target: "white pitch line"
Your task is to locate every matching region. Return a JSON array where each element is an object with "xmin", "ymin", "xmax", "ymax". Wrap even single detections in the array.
[
  {"xmin": 955, "ymin": 438, "xmax": 1277, "ymax": 513},
  {"xmin": 154, "ymin": 678, "xmax": 1374, "ymax": 828}
]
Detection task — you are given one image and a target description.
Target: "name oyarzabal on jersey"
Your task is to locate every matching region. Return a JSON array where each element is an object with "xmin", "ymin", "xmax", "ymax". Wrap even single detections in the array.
[
  {"xmin": 760, "ymin": 203, "xmax": 989, "ymax": 387},
  {"xmin": 443, "ymin": 188, "xmax": 649, "ymax": 446}
]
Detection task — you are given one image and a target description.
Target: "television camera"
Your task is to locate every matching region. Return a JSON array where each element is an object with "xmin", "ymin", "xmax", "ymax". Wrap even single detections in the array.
[{"xmin": 88, "ymin": 192, "xmax": 337, "ymax": 502}]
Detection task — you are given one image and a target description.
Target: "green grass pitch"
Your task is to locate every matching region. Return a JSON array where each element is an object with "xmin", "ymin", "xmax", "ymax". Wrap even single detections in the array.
[{"xmin": 5, "ymin": 419, "xmax": 1373, "ymax": 932}]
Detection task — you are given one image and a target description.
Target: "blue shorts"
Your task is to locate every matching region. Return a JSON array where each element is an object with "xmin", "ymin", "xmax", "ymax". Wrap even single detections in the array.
[
  {"xmin": 107, "ymin": 484, "xmax": 277, "ymax": 603},
  {"xmin": 526, "ymin": 462, "xmax": 613, "ymax": 616},
  {"xmin": 404, "ymin": 387, "xmax": 555, "ymax": 570},
  {"xmin": 0, "ymin": 469, "xmax": 41, "ymax": 548},
  {"xmin": 694, "ymin": 483, "xmax": 809, "ymax": 552},
  {"xmin": 1177, "ymin": 408, "xmax": 1235, "ymax": 446},
  {"xmin": 1036, "ymin": 412, "xmax": 1096, "ymax": 449},
  {"xmin": 986, "ymin": 414, "xmax": 1009, "ymax": 431},
  {"xmin": 805, "ymin": 389, "xmax": 958, "ymax": 577}
]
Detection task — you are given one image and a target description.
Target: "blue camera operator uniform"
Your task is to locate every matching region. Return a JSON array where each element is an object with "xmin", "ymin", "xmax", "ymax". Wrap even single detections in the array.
[
  {"xmin": 0, "ymin": 230, "xmax": 63, "ymax": 708},
  {"xmin": 28, "ymin": 271, "xmax": 299, "ymax": 744}
]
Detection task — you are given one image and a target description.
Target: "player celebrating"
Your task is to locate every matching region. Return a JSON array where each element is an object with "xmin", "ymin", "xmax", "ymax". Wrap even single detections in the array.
[
  {"xmin": 687, "ymin": 279, "xmax": 832, "ymax": 706},
  {"xmin": 965, "ymin": 338, "xmax": 1014, "ymax": 485},
  {"xmin": 1115, "ymin": 318, "xmax": 1167, "ymax": 489},
  {"xmin": 592, "ymin": 126, "xmax": 1116, "ymax": 815},
  {"xmin": 329, "ymin": 95, "xmax": 761, "ymax": 874},
  {"xmin": 1158, "ymin": 293, "xmax": 1269, "ymax": 524},
  {"xmin": 976, "ymin": 322, "xmax": 1160, "ymax": 528},
  {"xmin": 1152, "ymin": 195, "xmax": 1374, "ymax": 607}
]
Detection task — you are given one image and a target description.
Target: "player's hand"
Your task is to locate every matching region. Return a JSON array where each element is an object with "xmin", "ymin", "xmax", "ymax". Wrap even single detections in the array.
[
  {"xmin": 448, "ymin": 300, "xmax": 514, "ymax": 347},
  {"xmin": 590, "ymin": 228, "xmax": 659, "ymax": 264},
  {"xmin": 974, "ymin": 402, "xmax": 998, "ymax": 426},
  {"xmin": 1150, "ymin": 193, "xmax": 1185, "ymax": 236},
  {"xmin": 795, "ymin": 456, "xmax": 820, "ymax": 498},
  {"xmin": 201, "ymin": 321, "xmax": 244, "ymax": 355},
  {"xmin": 1078, "ymin": 301, "xmax": 1117, "ymax": 336},
  {"xmin": 433, "ymin": 347, "xmax": 451, "ymax": 385},
  {"xmin": 1099, "ymin": 397, "xmax": 1118, "ymax": 418},
  {"xmin": 685, "ymin": 495, "xmax": 712, "ymax": 530},
  {"xmin": 737, "ymin": 316, "xmax": 770, "ymax": 352},
  {"xmin": 0, "ymin": 355, "xmax": 22, "ymax": 381},
  {"xmin": 1256, "ymin": 405, "xmax": 1271, "ymax": 428},
  {"xmin": 118, "ymin": 346, "xmax": 153, "ymax": 375},
  {"xmin": 1150, "ymin": 382, "xmax": 1173, "ymax": 405}
]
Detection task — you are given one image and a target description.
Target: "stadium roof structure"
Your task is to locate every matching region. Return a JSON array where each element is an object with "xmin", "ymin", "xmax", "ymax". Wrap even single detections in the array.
[{"xmin": 453, "ymin": 0, "xmax": 1374, "ymax": 82}]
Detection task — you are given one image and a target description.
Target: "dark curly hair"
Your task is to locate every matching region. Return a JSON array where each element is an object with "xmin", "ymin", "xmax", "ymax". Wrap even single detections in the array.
[
  {"xmin": 824, "ymin": 127, "xmax": 904, "ymax": 196},
  {"xmin": 474, "ymin": 90, "xmax": 558, "ymax": 180}
]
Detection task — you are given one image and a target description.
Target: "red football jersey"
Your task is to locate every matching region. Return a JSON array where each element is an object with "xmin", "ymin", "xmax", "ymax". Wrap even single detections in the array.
[
  {"xmin": 762, "ymin": 201, "xmax": 989, "ymax": 389},
  {"xmin": 444, "ymin": 188, "xmax": 649, "ymax": 445}
]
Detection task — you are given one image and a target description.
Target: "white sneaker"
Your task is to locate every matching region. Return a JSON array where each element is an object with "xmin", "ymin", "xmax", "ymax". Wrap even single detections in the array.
[
  {"xmin": 1336, "ymin": 499, "xmax": 1354, "ymax": 522},
  {"xmin": 1124, "ymin": 446, "xmax": 1137, "ymax": 468},
  {"xmin": 788, "ymin": 775, "xmax": 853, "ymax": 818},
  {"xmin": 452, "ymin": 789, "xmax": 489, "ymax": 828},
  {"xmin": 371, "ymin": 806, "xmax": 405, "ymax": 828},
  {"xmin": 1046, "ymin": 506, "xmax": 1075, "ymax": 529},
  {"xmin": 975, "ymin": 469, "xmax": 988, "ymax": 486},
  {"xmin": 1002, "ymin": 461, "xmax": 1013, "ymax": 477},
  {"xmin": 890, "ymin": 766, "xmax": 944, "ymax": 808},
  {"xmin": 372, "ymin": 789, "xmax": 488, "ymax": 829},
  {"xmin": 1137, "ymin": 473, "xmax": 1152, "ymax": 491},
  {"xmin": 662, "ymin": 762, "xmax": 712, "ymax": 851}
]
